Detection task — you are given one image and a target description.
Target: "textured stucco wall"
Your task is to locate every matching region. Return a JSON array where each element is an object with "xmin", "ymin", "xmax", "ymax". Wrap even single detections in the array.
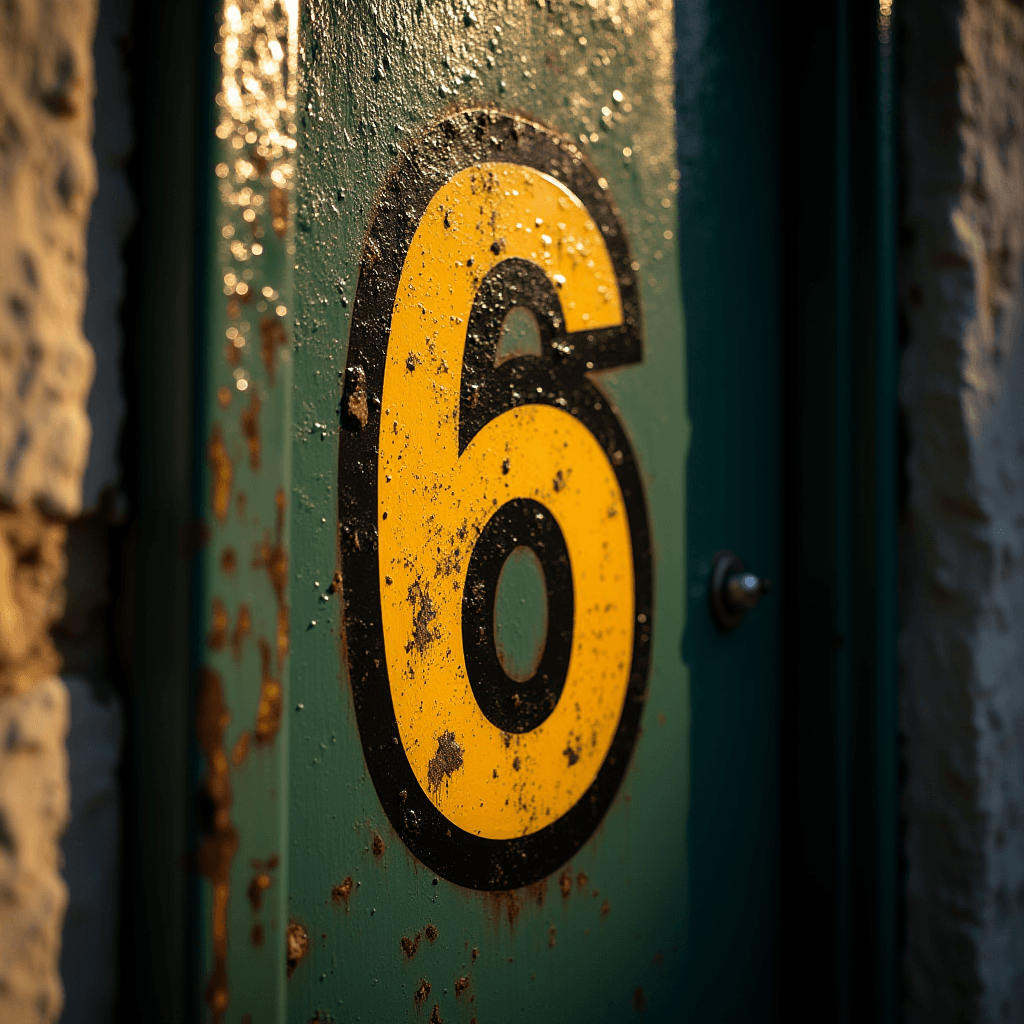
[
  {"xmin": 0, "ymin": 0, "xmax": 98, "ymax": 1021},
  {"xmin": 901, "ymin": 0, "xmax": 1024, "ymax": 1020}
]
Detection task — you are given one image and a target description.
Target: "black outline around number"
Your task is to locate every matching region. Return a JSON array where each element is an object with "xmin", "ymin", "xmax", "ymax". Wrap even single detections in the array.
[{"xmin": 338, "ymin": 109, "xmax": 653, "ymax": 891}]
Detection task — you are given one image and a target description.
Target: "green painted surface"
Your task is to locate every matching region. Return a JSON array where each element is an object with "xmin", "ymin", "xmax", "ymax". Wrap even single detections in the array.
[
  {"xmin": 286, "ymin": 1, "xmax": 686, "ymax": 1021},
  {"xmin": 493, "ymin": 546, "xmax": 548, "ymax": 684}
]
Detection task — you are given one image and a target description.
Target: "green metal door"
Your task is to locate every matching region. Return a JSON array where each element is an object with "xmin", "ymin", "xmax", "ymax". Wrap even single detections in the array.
[{"xmin": 129, "ymin": 0, "xmax": 901, "ymax": 1019}]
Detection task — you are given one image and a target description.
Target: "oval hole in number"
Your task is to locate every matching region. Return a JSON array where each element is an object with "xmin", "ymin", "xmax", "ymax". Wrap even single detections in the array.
[{"xmin": 493, "ymin": 545, "xmax": 548, "ymax": 683}]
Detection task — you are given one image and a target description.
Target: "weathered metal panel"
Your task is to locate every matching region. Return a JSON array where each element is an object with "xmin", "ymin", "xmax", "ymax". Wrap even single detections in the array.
[
  {"xmin": 285, "ymin": 1, "xmax": 686, "ymax": 1021},
  {"xmin": 194, "ymin": 2, "xmax": 297, "ymax": 1021}
]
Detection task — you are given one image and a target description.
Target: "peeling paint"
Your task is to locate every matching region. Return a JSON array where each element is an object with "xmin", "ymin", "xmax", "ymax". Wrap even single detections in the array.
[{"xmin": 286, "ymin": 921, "xmax": 309, "ymax": 978}]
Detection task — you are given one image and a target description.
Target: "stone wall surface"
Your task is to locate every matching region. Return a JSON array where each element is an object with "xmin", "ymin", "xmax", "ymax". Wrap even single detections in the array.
[
  {"xmin": 0, "ymin": 1, "xmax": 99, "ymax": 1022},
  {"xmin": 901, "ymin": 0, "xmax": 1024, "ymax": 1020}
]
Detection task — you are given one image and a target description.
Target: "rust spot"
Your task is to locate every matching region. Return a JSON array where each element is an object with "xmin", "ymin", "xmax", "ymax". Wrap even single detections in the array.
[
  {"xmin": 548, "ymin": 925, "xmax": 557, "ymax": 948},
  {"xmin": 251, "ymin": 922, "xmax": 264, "ymax": 947},
  {"xmin": 331, "ymin": 876, "xmax": 353, "ymax": 904},
  {"xmin": 217, "ymin": 385, "xmax": 232, "ymax": 408},
  {"xmin": 424, "ymin": 922, "xmax": 438, "ymax": 943},
  {"xmin": 195, "ymin": 667, "xmax": 238, "ymax": 1024},
  {"xmin": 601, "ymin": 898, "xmax": 610, "ymax": 917},
  {"xmin": 208, "ymin": 426, "xmax": 233, "ymax": 524},
  {"xmin": 237, "ymin": 492, "xmax": 247, "ymax": 519},
  {"xmin": 429, "ymin": 1005, "xmax": 443, "ymax": 1024},
  {"xmin": 247, "ymin": 872, "xmax": 272, "ymax": 912},
  {"xmin": 454, "ymin": 976, "xmax": 470, "ymax": 998},
  {"xmin": 372, "ymin": 832, "xmax": 385, "ymax": 857},
  {"xmin": 401, "ymin": 933, "xmax": 422, "ymax": 959},
  {"xmin": 269, "ymin": 186, "xmax": 289, "ymax": 237},
  {"xmin": 576, "ymin": 872, "xmax": 588, "ymax": 891},
  {"xmin": 232, "ymin": 605, "xmax": 252, "ymax": 661},
  {"xmin": 231, "ymin": 731, "xmax": 251, "ymax": 767},
  {"xmin": 406, "ymin": 581, "xmax": 438, "ymax": 653},
  {"xmin": 226, "ymin": 341, "xmax": 241, "ymax": 368},
  {"xmin": 260, "ymin": 317, "xmax": 288, "ymax": 383},
  {"xmin": 254, "ymin": 638, "xmax": 282, "ymax": 747},
  {"xmin": 227, "ymin": 297, "xmax": 241, "ymax": 320},
  {"xmin": 427, "ymin": 731, "xmax": 464, "ymax": 792},
  {"xmin": 471, "ymin": 947, "xmax": 478, "ymax": 961},
  {"xmin": 329, "ymin": 571, "xmax": 343, "ymax": 594},
  {"xmin": 413, "ymin": 979, "xmax": 431, "ymax": 1010},
  {"xmin": 253, "ymin": 490, "xmax": 289, "ymax": 664},
  {"xmin": 559, "ymin": 870, "xmax": 572, "ymax": 898},
  {"xmin": 220, "ymin": 547, "xmax": 237, "ymax": 574},
  {"xmin": 632, "ymin": 985, "xmax": 647, "ymax": 1012},
  {"xmin": 335, "ymin": 872, "xmax": 356, "ymax": 905},
  {"xmin": 208, "ymin": 598, "xmax": 229, "ymax": 650},
  {"xmin": 241, "ymin": 393, "xmax": 262, "ymax": 470},
  {"xmin": 286, "ymin": 921, "xmax": 309, "ymax": 978}
]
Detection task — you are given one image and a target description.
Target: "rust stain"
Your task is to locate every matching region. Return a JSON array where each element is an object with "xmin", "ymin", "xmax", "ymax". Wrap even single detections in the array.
[
  {"xmin": 241, "ymin": 392, "xmax": 262, "ymax": 470},
  {"xmin": 208, "ymin": 425, "xmax": 233, "ymax": 524},
  {"xmin": 269, "ymin": 186, "xmax": 289, "ymax": 237},
  {"xmin": 413, "ymin": 979, "xmax": 431, "ymax": 1010},
  {"xmin": 247, "ymin": 871, "xmax": 272, "ymax": 912},
  {"xmin": 471, "ymin": 947, "xmax": 478, "ymax": 961},
  {"xmin": 426, "ymin": 731, "xmax": 463, "ymax": 792},
  {"xmin": 526, "ymin": 879, "xmax": 547, "ymax": 906},
  {"xmin": 329, "ymin": 570, "xmax": 342, "ymax": 594},
  {"xmin": 251, "ymin": 922, "xmax": 264, "ymax": 947},
  {"xmin": 195, "ymin": 667, "xmax": 238, "ymax": 1024},
  {"xmin": 331, "ymin": 876, "xmax": 353, "ymax": 905},
  {"xmin": 254, "ymin": 638, "xmax": 282, "ymax": 747},
  {"xmin": 217, "ymin": 385, "xmax": 232, "ymax": 408},
  {"xmin": 286, "ymin": 921, "xmax": 309, "ymax": 978},
  {"xmin": 576, "ymin": 872, "xmax": 588, "ymax": 891},
  {"xmin": 208, "ymin": 598, "xmax": 229, "ymax": 650},
  {"xmin": 632, "ymin": 986, "xmax": 648, "ymax": 1012},
  {"xmin": 231, "ymin": 730, "xmax": 251, "ymax": 766},
  {"xmin": 424, "ymin": 923, "xmax": 438, "ymax": 943},
  {"xmin": 253, "ymin": 489, "xmax": 289, "ymax": 664},
  {"xmin": 601, "ymin": 898, "xmax": 610, "ymax": 917},
  {"xmin": 237, "ymin": 492, "xmax": 247, "ymax": 519},
  {"xmin": 231, "ymin": 604, "xmax": 252, "ymax": 661},
  {"xmin": 429, "ymin": 1006, "xmax": 443, "ymax": 1024},
  {"xmin": 454, "ymin": 976, "xmax": 470, "ymax": 998},
  {"xmin": 260, "ymin": 317, "xmax": 288, "ymax": 383},
  {"xmin": 548, "ymin": 925, "xmax": 557, "ymax": 948},
  {"xmin": 559, "ymin": 870, "xmax": 572, "ymax": 899},
  {"xmin": 372, "ymin": 832, "xmax": 385, "ymax": 857},
  {"xmin": 401, "ymin": 933, "xmax": 422, "ymax": 959},
  {"xmin": 484, "ymin": 889, "xmax": 521, "ymax": 929},
  {"xmin": 220, "ymin": 547, "xmax": 237, "ymax": 574}
]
